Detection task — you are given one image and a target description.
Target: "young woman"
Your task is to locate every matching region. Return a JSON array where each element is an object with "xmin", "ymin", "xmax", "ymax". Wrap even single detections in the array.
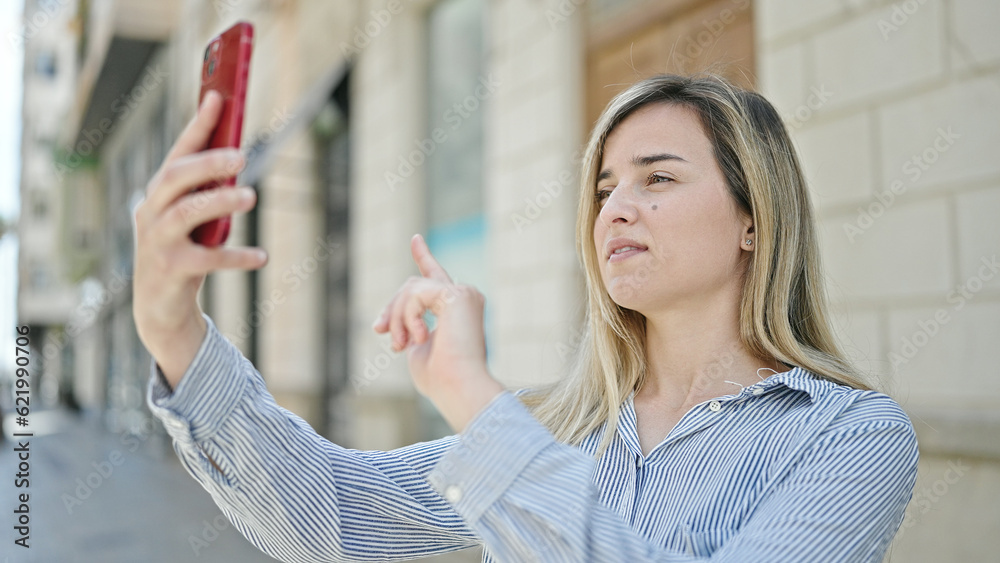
[{"xmin": 133, "ymin": 73, "xmax": 918, "ymax": 562}]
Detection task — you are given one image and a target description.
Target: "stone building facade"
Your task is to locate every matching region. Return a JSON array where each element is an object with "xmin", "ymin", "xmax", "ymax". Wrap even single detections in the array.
[{"xmin": 20, "ymin": 0, "xmax": 997, "ymax": 560}]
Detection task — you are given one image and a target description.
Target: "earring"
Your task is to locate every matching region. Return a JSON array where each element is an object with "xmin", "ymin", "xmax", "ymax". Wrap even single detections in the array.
[{"xmin": 745, "ymin": 239, "xmax": 752, "ymax": 245}]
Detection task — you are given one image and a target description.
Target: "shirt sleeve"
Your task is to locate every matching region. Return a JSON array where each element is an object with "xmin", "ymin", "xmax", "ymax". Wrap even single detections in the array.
[
  {"xmin": 425, "ymin": 390, "xmax": 919, "ymax": 562},
  {"xmin": 146, "ymin": 312, "xmax": 481, "ymax": 563}
]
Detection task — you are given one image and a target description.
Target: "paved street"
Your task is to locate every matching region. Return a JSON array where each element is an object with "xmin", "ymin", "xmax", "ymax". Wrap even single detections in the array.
[
  {"xmin": 0, "ymin": 407, "xmax": 482, "ymax": 563},
  {"xmin": 0, "ymin": 407, "xmax": 280, "ymax": 562}
]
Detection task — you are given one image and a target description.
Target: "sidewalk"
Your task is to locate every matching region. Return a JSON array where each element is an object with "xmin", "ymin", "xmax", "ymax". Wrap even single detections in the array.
[
  {"xmin": 0, "ymin": 407, "xmax": 483, "ymax": 563},
  {"xmin": 0, "ymin": 407, "xmax": 282, "ymax": 563}
]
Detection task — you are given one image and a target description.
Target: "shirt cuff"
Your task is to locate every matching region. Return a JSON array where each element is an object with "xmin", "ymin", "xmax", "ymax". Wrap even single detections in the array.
[
  {"xmin": 425, "ymin": 390, "xmax": 555, "ymax": 524},
  {"xmin": 146, "ymin": 312, "xmax": 250, "ymax": 449}
]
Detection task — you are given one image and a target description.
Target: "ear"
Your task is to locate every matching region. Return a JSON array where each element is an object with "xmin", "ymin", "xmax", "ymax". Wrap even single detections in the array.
[{"xmin": 741, "ymin": 216, "xmax": 755, "ymax": 251}]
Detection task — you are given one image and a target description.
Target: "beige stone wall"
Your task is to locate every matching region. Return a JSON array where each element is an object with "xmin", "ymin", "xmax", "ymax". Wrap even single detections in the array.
[
  {"xmin": 348, "ymin": 0, "xmax": 432, "ymax": 448},
  {"xmin": 485, "ymin": 0, "xmax": 586, "ymax": 390},
  {"xmin": 755, "ymin": 0, "xmax": 1000, "ymax": 559},
  {"xmin": 348, "ymin": 0, "xmax": 586, "ymax": 455}
]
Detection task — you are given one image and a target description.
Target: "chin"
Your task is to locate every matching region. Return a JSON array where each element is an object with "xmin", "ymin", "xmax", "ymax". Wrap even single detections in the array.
[{"xmin": 607, "ymin": 286, "xmax": 650, "ymax": 313}]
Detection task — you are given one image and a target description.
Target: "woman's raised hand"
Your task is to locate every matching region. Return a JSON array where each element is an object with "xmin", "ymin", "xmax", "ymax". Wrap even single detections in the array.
[
  {"xmin": 132, "ymin": 90, "xmax": 267, "ymax": 389},
  {"xmin": 372, "ymin": 234, "xmax": 504, "ymax": 431}
]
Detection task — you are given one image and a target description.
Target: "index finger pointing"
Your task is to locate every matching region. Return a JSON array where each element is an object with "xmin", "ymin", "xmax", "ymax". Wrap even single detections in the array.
[{"xmin": 411, "ymin": 234, "xmax": 452, "ymax": 283}]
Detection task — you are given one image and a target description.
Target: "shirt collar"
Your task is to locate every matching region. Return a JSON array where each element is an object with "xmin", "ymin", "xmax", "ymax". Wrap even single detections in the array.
[
  {"xmin": 759, "ymin": 365, "xmax": 837, "ymax": 403},
  {"xmin": 624, "ymin": 365, "xmax": 834, "ymax": 405},
  {"xmin": 613, "ymin": 365, "xmax": 835, "ymax": 460}
]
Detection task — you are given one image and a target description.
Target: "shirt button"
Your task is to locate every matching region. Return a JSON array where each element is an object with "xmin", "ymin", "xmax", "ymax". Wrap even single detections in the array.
[
  {"xmin": 444, "ymin": 485, "xmax": 462, "ymax": 503},
  {"xmin": 709, "ymin": 400, "xmax": 722, "ymax": 412},
  {"xmin": 752, "ymin": 387, "xmax": 764, "ymax": 396}
]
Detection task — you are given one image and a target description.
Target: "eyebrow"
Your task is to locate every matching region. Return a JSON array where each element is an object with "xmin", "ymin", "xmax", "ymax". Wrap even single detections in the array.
[{"xmin": 596, "ymin": 153, "xmax": 689, "ymax": 183}]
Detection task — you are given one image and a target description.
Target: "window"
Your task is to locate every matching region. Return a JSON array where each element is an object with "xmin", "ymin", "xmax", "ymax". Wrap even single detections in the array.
[
  {"xmin": 29, "ymin": 260, "xmax": 50, "ymax": 289},
  {"xmin": 31, "ymin": 190, "xmax": 48, "ymax": 219},
  {"xmin": 34, "ymin": 50, "xmax": 57, "ymax": 78}
]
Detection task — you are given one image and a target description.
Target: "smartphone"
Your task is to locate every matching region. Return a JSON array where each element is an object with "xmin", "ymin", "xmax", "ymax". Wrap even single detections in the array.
[{"xmin": 189, "ymin": 21, "xmax": 254, "ymax": 247}]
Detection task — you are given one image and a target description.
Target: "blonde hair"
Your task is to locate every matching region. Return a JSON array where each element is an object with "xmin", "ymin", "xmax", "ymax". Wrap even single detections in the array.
[{"xmin": 517, "ymin": 73, "xmax": 872, "ymax": 460}]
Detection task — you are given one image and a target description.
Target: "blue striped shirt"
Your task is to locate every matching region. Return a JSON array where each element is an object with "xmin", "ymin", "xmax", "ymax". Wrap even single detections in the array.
[{"xmin": 146, "ymin": 313, "xmax": 919, "ymax": 562}]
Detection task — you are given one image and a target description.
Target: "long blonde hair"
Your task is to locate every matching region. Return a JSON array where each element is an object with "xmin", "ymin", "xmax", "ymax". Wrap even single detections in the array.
[{"xmin": 517, "ymin": 73, "xmax": 872, "ymax": 460}]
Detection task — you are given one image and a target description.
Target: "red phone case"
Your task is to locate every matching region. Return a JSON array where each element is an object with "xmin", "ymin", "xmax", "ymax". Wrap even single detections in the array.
[{"xmin": 189, "ymin": 21, "xmax": 254, "ymax": 247}]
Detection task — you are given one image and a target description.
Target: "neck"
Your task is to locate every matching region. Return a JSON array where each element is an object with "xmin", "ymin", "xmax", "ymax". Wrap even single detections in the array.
[{"xmin": 637, "ymin": 287, "xmax": 785, "ymax": 410}]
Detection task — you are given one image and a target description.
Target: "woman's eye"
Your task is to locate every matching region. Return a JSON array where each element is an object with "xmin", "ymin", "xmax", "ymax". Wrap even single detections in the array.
[{"xmin": 596, "ymin": 175, "xmax": 671, "ymax": 204}]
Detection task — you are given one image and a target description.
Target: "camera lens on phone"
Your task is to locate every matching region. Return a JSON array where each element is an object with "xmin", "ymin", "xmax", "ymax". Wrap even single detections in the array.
[{"xmin": 208, "ymin": 59, "xmax": 215, "ymax": 76}]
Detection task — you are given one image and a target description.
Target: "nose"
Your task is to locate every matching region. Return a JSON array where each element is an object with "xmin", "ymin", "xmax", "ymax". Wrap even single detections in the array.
[{"xmin": 597, "ymin": 183, "xmax": 639, "ymax": 226}]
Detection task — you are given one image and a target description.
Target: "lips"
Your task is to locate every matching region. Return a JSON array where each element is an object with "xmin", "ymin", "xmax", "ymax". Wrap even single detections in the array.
[
  {"xmin": 608, "ymin": 247, "xmax": 646, "ymax": 262},
  {"xmin": 606, "ymin": 238, "xmax": 648, "ymax": 260}
]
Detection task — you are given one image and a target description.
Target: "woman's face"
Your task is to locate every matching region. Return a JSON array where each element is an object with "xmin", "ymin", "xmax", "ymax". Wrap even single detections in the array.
[{"xmin": 593, "ymin": 102, "xmax": 751, "ymax": 315}]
